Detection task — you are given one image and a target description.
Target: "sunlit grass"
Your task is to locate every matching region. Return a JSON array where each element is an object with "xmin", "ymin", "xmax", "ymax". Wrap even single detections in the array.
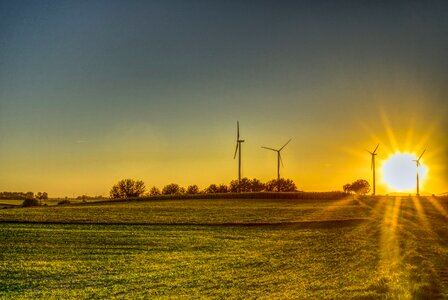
[{"xmin": 0, "ymin": 196, "xmax": 447, "ymax": 298}]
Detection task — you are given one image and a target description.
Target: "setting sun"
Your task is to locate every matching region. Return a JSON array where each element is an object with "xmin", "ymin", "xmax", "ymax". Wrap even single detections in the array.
[{"xmin": 381, "ymin": 152, "xmax": 428, "ymax": 192}]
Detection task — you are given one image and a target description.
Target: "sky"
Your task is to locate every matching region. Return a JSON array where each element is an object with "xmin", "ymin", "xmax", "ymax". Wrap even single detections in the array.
[{"xmin": 1, "ymin": 1, "xmax": 447, "ymax": 197}]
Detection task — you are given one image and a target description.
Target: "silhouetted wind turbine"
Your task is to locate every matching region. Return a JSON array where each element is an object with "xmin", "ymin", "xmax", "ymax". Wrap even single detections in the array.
[
  {"xmin": 262, "ymin": 139, "xmax": 292, "ymax": 191},
  {"xmin": 367, "ymin": 144, "xmax": 379, "ymax": 195},
  {"xmin": 413, "ymin": 149, "xmax": 426, "ymax": 196},
  {"xmin": 234, "ymin": 121, "xmax": 244, "ymax": 192}
]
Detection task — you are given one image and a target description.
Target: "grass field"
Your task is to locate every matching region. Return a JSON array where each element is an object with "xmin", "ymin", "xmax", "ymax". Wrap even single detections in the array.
[{"xmin": 1, "ymin": 196, "xmax": 447, "ymax": 299}]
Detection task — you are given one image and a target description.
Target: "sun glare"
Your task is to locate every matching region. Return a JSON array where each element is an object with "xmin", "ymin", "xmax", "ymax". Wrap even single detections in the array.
[{"xmin": 381, "ymin": 153, "xmax": 428, "ymax": 192}]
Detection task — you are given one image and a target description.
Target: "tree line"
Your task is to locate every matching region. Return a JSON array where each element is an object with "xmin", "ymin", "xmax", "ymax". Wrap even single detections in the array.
[
  {"xmin": 0, "ymin": 191, "xmax": 48, "ymax": 200},
  {"xmin": 110, "ymin": 178, "xmax": 299, "ymax": 199}
]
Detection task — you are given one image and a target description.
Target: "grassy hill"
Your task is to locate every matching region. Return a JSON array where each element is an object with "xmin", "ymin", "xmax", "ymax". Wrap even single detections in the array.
[{"xmin": 1, "ymin": 195, "xmax": 447, "ymax": 298}]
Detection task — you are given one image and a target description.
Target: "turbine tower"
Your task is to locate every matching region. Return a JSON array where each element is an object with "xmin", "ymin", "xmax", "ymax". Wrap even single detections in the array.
[
  {"xmin": 367, "ymin": 144, "xmax": 379, "ymax": 195},
  {"xmin": 233, "ymin": 121, "xmax": 244, "ymax": 192},
  {"xmin": 262, "ymin": 139, "xmax": 292, "ymax": 191},
  {"xmin": 413, "ymin": 149, "xmax": 426, "ymax": 196}
]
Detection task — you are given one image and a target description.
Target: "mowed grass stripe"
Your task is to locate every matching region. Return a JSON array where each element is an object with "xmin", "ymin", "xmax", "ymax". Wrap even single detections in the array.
[{"xmin": 0, "ymin": 198, "xmax": 366, "ymax": 225}]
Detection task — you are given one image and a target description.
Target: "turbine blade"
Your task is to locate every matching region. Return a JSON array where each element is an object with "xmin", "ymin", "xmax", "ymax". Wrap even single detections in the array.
[
  {"xmin": 418, "ymin": 149, "xmax": 426, "ymax": 161},
  {"xmin": 373, "ymin": 143, "xmax": 379, "ymax": 154},
  {"xmin": 234, "ymin": 143, "xmax": 239, "ymax": 159},
  {"xmin": 371, "ymin": 157, "xmax": 374, "ymax": 171},
  {"xmin": 262, "ymin": 146, "xmax": 277, "ymax": 152},
  {"xmin": 237, "ymin": 121, "xmax": 240, "ymax": 140},
  {"xmin": 366, "ymin": 150, "xmax": 373, "ymax": 155},
  {"xmin": 279, "ymin": 153, "xmax": 284, "ymax": 168},
  {"xmin": 279, "ymin": 138, "xmax": 292, "ymax": 151}
]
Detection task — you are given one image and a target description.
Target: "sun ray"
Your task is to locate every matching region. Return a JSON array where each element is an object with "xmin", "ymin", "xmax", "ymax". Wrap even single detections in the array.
[
  {"xmin": 427, "ymin": 196, "xmax": 448, "ymax": 219},
  {"xmin": 376, "ymin": 197, "xmax": 404, "ymax": 295},
  {"xmin": 410, "ymin": 196, "xmax": 433, "ymax": 234},
  {"xmin": 305, "ymin": 196, "xmax": 356, "ymax": 221},
  {"xmin": 403, "ymin": 114, "xmax": 416, "ymax": 152},
  {"xmin": 380, "ymin": 109, "xmax": 400, "ymax": 152}
]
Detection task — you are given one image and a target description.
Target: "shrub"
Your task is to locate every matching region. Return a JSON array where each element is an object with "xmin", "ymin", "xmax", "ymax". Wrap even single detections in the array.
[
  {"xmin": 57, "ymin": 199, "xmax": 71, "ymax": 205},
  {"xmin": 22, "ymin": 198, "xmax": 40, "ymax": 207}
]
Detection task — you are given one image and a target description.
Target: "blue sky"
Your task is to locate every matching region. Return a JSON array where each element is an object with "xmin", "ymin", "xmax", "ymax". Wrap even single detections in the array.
[{"xmin": 1, "ymin": 1, "xmax": 447, "ymax": 196}]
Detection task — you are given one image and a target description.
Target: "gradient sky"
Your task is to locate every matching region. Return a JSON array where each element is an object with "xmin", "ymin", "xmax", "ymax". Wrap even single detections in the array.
[{"xmin": 1, "ymin": 1, "xmax": 447, "ymax": 197}]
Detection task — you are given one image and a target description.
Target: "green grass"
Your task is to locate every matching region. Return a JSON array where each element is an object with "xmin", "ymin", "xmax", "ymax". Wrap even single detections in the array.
[
  {"xmin": 0, "ymin": 200, "xmax": 23, "ymax": 207},
  {"xmin": 1, "ymin": 196, "xmax": 447, "ymax": 299}
]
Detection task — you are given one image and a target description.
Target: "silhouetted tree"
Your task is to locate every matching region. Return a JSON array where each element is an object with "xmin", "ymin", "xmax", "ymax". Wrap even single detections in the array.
[
  {"xmin": 350, "ymin": 179, "xmax": 371, "ymax": 195},
  {"xmin": 149, "ymin": 186, "xmax": 161, "ymax": 196},
  {"xmin": 343, "ymin": 184, "xmax": 352, "ymax": 194},
  {"xmin": 229, "ymin": 178, "xmax": 253, "ymax": 192},
  {"xmin": 186, "ymin": 185, "xmax": 200, "ymax": 194},
  {"xmin": 36, "ymin": 192, "xmax": 48, "ymax": 200},
  {"xmin": 229, "ymin": 178, "xmax": 266, "ymax": 192},
  {"xmin": 162, "ymin": 183, "xmax": 182, "ymax": 195},
  {"xmin": 217, "ymin": 184, "xmax": 229, "ymax": 193},
  {"xmin": 265, "ymin": 178, "xmax": 297, "ymax": 192},
  {"xmin": 205, "ymin": 184, "xmax": 218, "ymax": 193},
  {"xmin": 110, "ymin": 179, "xmax": 146, "ymax": 199},
  {"xmin": 250, "ymin": 178, "xmax": 265, "ymax": 192},
  {"xmin": 205, "ymin": 184, "xmax": 228, "ymax": 193}
]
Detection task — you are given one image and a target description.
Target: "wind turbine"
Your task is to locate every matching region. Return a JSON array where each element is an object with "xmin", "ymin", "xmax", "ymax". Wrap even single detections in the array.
[
  {"xmin": 367, "ymin": 144, "xmax": 379, "ymax": 195},
  {"xmin": 234, "ymin": 121, "xmax": 244, "ymax": 192},
  {"xmin": 413, "ymin": 149, "xmax": 426, "ymax": 196},
  {"xmin": 262, "ymin": 139, "xmax": 292, "ymax": 191}
]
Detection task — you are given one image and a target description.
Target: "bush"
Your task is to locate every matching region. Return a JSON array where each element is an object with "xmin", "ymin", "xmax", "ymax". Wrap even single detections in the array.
[
  {"xmin": 22, "ymin": 198, "xmax": 40, "ymax": 207},
  {"xmin": 57, "ymin": 199, "xmax": 71, "ymax": 205}
]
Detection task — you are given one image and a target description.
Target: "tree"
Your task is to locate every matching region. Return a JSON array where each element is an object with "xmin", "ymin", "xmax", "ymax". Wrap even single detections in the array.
[
  {"xmin": 149, "ymin": 186, "xmax": 161, "ymax": 196},
  {"xmin": 205, "ymin": 184, "xmax": 228, "ymax": 193},
  {"xmin": 36, "ymin": 192, "xmax": 48, "ymax": 200},
  {"xmin": 229, "ymin": 178, "xmax": 266, "ymax": 192},
  {"xmin": 110, "ymin": 179, "xmax": 146, "ymax": 199},
  {"xmin": 250, "ymin": 178, "xmax": 265, "ymax": 192},
  {"xmin": 229, "ymin": 177, "xmax": 253, "ymax": 192},
  {"xmin": 205, "ymin": 184, "xmax": 219, "ymax": 193},
  {"xmin": 265, "ymin": 178, "xmax": 297, "ymax": 192},
  {"xmin": 186, "ymin": 185, "xmax": 200, "ymax": 194},
  {"xmin": 343, "ymin": 184, "xmax": 352, "ymax": 193},
  {"xmin": 162, "ymin": 183, "xmax": 182, "ymax": 195},
  {"xmin": 350, "ymin": 179, "xmax": 371, "ymax": 195}
]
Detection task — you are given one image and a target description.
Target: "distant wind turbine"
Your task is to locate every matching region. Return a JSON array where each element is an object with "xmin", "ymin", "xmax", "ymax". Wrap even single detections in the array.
[
  {"xmin": 234, "ymin": 121, "xmax": 245, "ymax": 192},
  {"xmin": 367, "ymin": 144, "xmax": 379, "ymax": 195},
  {"xmin": 413, "ymin": 149, "xmax": 426, "ymax": 196},
  {"xmin": 262, "ymin": 139, "xmax": 292, "ymax": 191}
]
